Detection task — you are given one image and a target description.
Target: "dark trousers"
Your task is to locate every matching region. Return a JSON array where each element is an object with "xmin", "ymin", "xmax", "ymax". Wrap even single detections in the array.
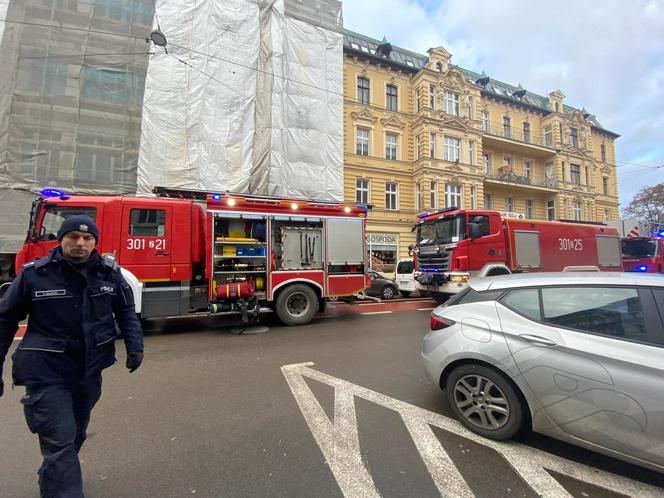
[{"xmin": 21, "ymin": 375, "xmax": 102, "ymax": 498}]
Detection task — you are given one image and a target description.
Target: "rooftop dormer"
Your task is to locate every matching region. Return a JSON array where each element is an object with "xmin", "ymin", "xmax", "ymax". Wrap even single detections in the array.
[
  {"xmin": 548, "ymin": 90, "xmax": 565, "ymax": 113},
  {"xmin": 427, "ymin": 47, "xmax": 452, "ymax": 73}
]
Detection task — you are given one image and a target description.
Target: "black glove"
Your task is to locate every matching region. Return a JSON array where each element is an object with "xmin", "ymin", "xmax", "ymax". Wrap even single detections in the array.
[
  {"xmin": 0, "ymin": 378, "xmax": 4, "ymax": 397},
  {"xmin": 126, "ymin": 352, "xmax": 144, "ymax": 373}
]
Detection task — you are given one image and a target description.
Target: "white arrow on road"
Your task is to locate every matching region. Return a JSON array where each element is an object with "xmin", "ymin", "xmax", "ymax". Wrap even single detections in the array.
[{"xmin": 282, "ymin": 362, "xmax": 662, "ymax": 498}]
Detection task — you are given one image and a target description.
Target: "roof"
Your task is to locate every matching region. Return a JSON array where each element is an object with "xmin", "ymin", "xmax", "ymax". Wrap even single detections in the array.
[
  {"xmin": 468, "ymin": 272, "xmax": 664, "ymax": 292},
  {"xmin": 342, "ymin": 29, "xmax": 619, "ymax": 137}
]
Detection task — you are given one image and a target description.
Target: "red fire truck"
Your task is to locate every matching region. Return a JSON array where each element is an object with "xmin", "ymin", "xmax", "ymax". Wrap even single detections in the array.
[
  {"xmin": 12, "ymin": 187, "xmax": 369, "ymax": 325},
  {"xmin": 412, "ymin": 208, "xmax": 623, "ymax": 303},
  {"xmin": 621, "ymin": 236, "xmax": 664, "ymax": 274}
]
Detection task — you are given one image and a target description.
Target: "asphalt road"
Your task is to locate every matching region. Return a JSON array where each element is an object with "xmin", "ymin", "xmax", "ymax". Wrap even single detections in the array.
[{"xmin": 1, "ymin": 300, "xmax": 663, "ymax": 497}]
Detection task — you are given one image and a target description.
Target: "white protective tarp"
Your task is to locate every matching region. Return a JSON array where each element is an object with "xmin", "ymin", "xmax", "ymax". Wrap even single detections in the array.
[{"xmin": 137, "ymin": 0, "xmax": 344, "ymax": 201}]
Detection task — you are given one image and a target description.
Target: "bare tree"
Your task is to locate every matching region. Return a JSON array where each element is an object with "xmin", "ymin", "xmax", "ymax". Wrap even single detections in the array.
[{"xmin": 622, "ymin": 183, "xmax": 664, "ymax": 232}]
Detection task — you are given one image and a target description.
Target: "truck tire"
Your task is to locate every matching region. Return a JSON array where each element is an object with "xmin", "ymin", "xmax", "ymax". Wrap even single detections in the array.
[
  {"xmin": 275, "ymin": 284, "xmax": 319, "ymax": 326},
  {"xmin": 431, "ymin": 292, "xmax": 448, "ymax": 305}
]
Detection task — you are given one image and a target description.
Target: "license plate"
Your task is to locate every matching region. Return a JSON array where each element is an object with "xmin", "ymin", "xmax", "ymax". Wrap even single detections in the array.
[{"xmin": 399, "ymin": 280, "xmax": 409, "ymax": 284}]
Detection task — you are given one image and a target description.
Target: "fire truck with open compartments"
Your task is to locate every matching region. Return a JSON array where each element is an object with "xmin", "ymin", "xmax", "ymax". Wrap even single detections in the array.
[
  {"xmin": 412, "ymin": 208, "xmax": 623, "ymax": 304},
  {"xmin": 9, "ymin": 187, "xmax": 370, "ymax": 326}
]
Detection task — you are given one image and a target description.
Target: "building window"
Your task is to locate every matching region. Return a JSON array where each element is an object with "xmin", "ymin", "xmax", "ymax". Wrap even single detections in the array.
[
  {"xmin": 445, "ymin": 184, "xmax": 462, "ymax": 208},
  {"xmin": 429, "ymin": 84, "xmax": 436, "ymax": 110},
  {"xmin": 570, "ymin": 163, "xmax": 581, "ymax": 185},
  {"xmin": 484, "ymin": 193, "xmax": 492, "ymax": 209},
  {"xmin": 544, "ymin": 125, "xmax": 552, "ymax": 147},
  {"xmin": 444, "ymin": 136, "xmax": 460, "ymax": 162},
  {"xmin": 481, "ymin": 110, "xmax": 489, "ymax": 132},
  {"xmin": 468, "ymin": 141, "xmax": 474, "ymax": 165},
  {"xmin": 415, "ymin": 135, "xmax": 421, "ymax": 159},
  {"xmin": 444, "ymin": 91, "xmax": 459, "ymax": 116},
  {"xmin": 584, "ymin": 166, "xmax": 589, "ymax": 185},
  {"xmin": 356, "ymin": 178, "xmax": 369, "ymax": 204},
  {"xmin": 416, "ymin": 182, "xmax": 422, "ymax": 210},
  {"xmin": 385, "ymin": 133, "xmax": 398, "ymax": 160},
  {"xmin": 467, "ymin": 97, "xmax": 474, "ymax": 119},
  {"xmin": 524, "ymin": 159, "xmax": 532, "ymax": 178},
  {"xmin": 416, "ymin": 88, "xmax": 421, "ymax": 112},
  {"xmin": 555, "ymin": 102, "xmax": 560, "ymax": 112},
  {"xmin": 547, "ymin": 200, "xmax": 555, "ymax": 220},
  {"xmin": 386, "ymin": 84, "xmax": 398, "ymax": 112},
  {"xmin": 523, "ymin": 122, "xmax": 530, "ymax": 143},
  {"xmin": 356, "ymin": 128, "xmax": 369, "ymax": 156},
  {"xmin": 470, "ymin": 186, "xmax": 477, "ymax": 209},
  {"xmin": 604, "ymin": 209, "xmax": 610, "ymax": 222},
  {"xmin": 503, "ymin": 116, "xmax": 511, "ymax": 138},
  {"xmin": 569, "ymin": 127, "xmax": 578, "ymax": 147},
  {"xmin": 601, "ymin": 143, "xmax": 606, "ymax": 163},
  {"xmin": 385, "ymin": 182, "xmax": 398, "ymax": 211},
  {"xmin": 559, "ymin": 123, "xmax": 563, "ymax": 142},
  {"xmin": 505, "ymin": 196, "xmax": 514, "ymax": 212},
  {"xmin": 603, "ymin": 177, "xmax": 609, "ymax": 195},
  {"xmin": 525, "ymin": 199, "xmax": 534, "ymax": 219},
  {"xmin": 429, "ymin": 133, "xmax": 436, "ymax": 159},
  {"xmin": 573, "ymin": 201, "xmax": 582, "ymax": 221},
  {"xmin": 561, "ymin": 161, "xmax": 566, "ymax": 182},
  {"xmin": 357, "ymin": 76, "xmax": 370, "ymax": 105},
  {"xmin": 482, "ymin": 153, "xmax": 490, "ymax": 175},
  {"xmin": 430, "ymin": 181, "xmax": 438, "ymax": 209}
]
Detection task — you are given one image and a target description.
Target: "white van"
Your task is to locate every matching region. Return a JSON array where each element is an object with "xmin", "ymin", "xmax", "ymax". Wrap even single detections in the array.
[{"xmin": 395, "ymin": 259, "xmax": 416, "ymax": 297}]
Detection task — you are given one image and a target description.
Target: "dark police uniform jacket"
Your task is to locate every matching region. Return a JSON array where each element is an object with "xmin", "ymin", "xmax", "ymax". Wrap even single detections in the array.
[{"xmin": 0, "ymin": 247, "xmax": 143, "ymax": 385}]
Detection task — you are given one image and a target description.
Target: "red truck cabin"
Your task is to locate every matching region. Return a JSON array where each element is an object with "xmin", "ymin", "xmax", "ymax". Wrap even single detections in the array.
[{"xmin": 622, "ymin": 237, "xmax": 664, "ymax": 273}]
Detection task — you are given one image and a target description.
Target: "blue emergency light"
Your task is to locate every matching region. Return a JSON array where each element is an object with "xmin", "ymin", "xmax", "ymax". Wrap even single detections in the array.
[
  {"xmin": 211, "ymin": 193, "xmax": 222, "ymax": 201},
  {"xmin": 40, "ymin": 188, "xmax": 66, "ymax": 197},
  {"xmin": 637, "ymin": 265, "xmax": 648, "ymax": 272}
]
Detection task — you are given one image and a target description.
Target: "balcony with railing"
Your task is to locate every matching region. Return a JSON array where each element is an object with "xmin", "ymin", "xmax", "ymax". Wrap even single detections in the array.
[
  {"xmin": 484, "ymin": 167, "xmax": 558, "ymax": 191},
  {"xmin": 480, "ymin": 119, "xmax": 558, "ymax": 157}
]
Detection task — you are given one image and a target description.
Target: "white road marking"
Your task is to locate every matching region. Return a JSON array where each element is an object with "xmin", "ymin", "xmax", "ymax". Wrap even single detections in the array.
[
  {"xmin": 361, "ymin": 311, "xmax": 393, "ymax": 315},
  {"xmin": 282, "ymin": 362, "xmax": 662, "ymax": 498}
]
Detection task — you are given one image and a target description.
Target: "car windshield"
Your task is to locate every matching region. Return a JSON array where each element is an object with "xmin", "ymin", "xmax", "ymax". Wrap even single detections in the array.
[
  {"xmin": 622, "ymin": 239, "xmax": 658, "ymax": 258},
  {"xmin": 416, "ymin": 215, "xmax": 465, "ymax": 246}
]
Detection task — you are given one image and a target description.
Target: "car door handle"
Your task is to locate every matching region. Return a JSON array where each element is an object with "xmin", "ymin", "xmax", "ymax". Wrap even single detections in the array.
[{"xmin": 519, "ymin": 334, "xmax": 557, "ymax": 347}]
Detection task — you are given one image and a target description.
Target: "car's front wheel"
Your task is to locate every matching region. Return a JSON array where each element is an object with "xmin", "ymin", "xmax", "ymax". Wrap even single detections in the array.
[
  {"xmin": 381, "ymin": 285, "xmax": 397, "ymax": 300},
  {"xmin": 445, "ymin": 364, "xmax": 525, "ymax": 440}
]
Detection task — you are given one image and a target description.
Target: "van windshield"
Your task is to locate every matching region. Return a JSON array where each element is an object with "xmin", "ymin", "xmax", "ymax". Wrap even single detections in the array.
[{"xmin": 416, "ymin": 215, "xmax": 465, "ymax": 246}]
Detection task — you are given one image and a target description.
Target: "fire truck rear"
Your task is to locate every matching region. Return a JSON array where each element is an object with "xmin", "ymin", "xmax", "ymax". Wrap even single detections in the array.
[
  {"xmin": 12, "ymin": 187, "xmax": 369, "ymax": 326},
  {"xmin": 413, "ymin": 208, "xmax": 622, "ymax": 304}
]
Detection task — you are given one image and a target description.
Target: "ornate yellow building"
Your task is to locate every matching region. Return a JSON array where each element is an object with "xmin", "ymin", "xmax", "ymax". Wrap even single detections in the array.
[{"xmin": 343, "ymin": 30, "xmax": 620, "ymax": 270}]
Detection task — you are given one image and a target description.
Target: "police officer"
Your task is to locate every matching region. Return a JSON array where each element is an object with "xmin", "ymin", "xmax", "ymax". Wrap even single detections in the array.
[{"xmin": 0, "ymin": 215, "xmax": 144, "ymax": 498}]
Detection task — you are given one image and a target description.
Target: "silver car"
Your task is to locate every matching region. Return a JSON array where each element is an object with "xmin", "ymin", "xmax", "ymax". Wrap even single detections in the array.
[{"xmin": 422, "ymin": 272, "xmax": 664, "ymax": 472}]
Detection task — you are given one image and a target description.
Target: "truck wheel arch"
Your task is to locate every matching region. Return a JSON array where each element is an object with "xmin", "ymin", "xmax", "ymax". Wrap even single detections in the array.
[{"xmin": 481, "ymin": 264, "xmax": 511, "ymax": 277}]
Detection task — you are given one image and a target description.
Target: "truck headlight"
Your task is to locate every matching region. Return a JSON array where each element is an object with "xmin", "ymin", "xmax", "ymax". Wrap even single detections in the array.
[{"xmin": 450, "ymin": 274, "xmax": 470, "ymax": 284}]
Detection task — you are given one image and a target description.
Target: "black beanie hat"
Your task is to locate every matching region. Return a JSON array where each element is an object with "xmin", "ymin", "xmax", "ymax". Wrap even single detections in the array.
[{"xmin": 57, "ymin": 215, "xmax": 100, "ymax": 242}]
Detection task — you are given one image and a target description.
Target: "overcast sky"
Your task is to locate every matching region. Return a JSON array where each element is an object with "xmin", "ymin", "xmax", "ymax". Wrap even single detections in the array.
[{"xmin": 341, "ymin": 0, "xmax": 664, "ymax": 210}]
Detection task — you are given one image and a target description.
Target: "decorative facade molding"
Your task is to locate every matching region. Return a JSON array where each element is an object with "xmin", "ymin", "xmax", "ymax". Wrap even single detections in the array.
[
  {"xmin": 351, "ymin": 108, "xmax": 377, "ymax": 124},
  {"xmin": 380, "ymin": 115, "xmax": 405, "ymax": 130}
]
